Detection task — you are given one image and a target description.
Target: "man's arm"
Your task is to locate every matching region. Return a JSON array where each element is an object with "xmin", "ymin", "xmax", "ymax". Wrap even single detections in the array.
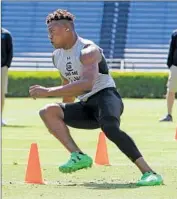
[
  {"xmin": 6, "ymin": 33, "xmax": 13, "ymax": 68},
  {"xmin": 167, "ymin": 32, "xmax": 176, "ymax": 68},
  {"xmin": 61, "ymin": 74, "xmax": 75, "ymax": 103},
  {"xmin": 48, "ymin": 45, "xmax": 101, "ymax": 97},
  {"xmin": 29, "ymin": 45, "xmax": 102, "ymax": 99}
]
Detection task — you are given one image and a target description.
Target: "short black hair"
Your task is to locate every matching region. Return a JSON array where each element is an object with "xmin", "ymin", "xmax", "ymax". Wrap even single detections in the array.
[{"xmin": 46, "ymin": 9, "xmax": 75, "ymax": 24}]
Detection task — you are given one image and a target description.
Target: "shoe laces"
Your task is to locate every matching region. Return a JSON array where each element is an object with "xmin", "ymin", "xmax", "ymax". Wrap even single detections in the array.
[
  {"xmin": 141, "ymin": 172, "xmax": 153, "ymax": 179},
  {"xmin": 69, "ymin": 152, "xmax": 82, "ymax": 163}
]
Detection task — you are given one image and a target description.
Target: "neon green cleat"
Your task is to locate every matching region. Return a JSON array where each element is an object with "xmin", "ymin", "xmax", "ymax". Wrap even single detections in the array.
[
  {"xmin": 59, "ymin": 152, "xmax": 93, "ymax": 173},
  {"xmin": 136, "ymin": 172, "xmax": 163, "ymax": 186}
]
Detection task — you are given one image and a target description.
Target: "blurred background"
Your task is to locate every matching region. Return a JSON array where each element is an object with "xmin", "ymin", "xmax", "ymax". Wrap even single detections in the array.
[{"xmin": 2, "ymin": 1, "xmax": 177, "ymax": 71}]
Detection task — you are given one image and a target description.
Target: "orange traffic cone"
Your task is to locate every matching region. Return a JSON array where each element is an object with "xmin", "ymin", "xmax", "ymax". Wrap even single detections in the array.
[
  {"xmin": 95, "ymin": 132, "xmax": 110, "ymax": 165},
  {"xmin": 175, "ymin": 126, "xmax": 177, "ymax": 140},
  {"xmin": 25, "ymin": 143, "xmax": 45, "ymax": 184}
]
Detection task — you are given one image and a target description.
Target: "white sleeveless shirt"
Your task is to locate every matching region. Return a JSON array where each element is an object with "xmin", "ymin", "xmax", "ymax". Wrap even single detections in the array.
[{"xmin": 53, "ymin": 37, "xmax": 116, "ymax": 101}]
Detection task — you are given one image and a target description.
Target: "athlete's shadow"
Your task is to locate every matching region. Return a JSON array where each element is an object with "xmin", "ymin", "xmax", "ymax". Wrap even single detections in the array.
[
  {"xmin": 2, "ymin": 124, "xmax": 32, "ymax": 128},
  {"xmin": 82, "ymin": 182, "xmax": 139, "ymax": 190}
]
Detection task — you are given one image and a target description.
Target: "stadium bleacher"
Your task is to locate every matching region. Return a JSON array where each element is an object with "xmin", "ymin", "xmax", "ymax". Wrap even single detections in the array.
[
  {"xmin": 2, "ymin": 1, "xmax": 104, "ymax": 69},
  {"xmin": 2, "ymin": 1, "xmax": 177, "ymax": 71},
  {"xmin": 124, "ymin": 1, "xmax": 177, "ymax": 70}
]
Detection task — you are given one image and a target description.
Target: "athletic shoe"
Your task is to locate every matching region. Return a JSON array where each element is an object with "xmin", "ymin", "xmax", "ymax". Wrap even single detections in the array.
[
  {"xmin": 59, "ymin": 152, "xmax": 93, "ymax": 173},
  {"xmin": 159, "ymin": 114, "xmax": 173, "ymax": 122},
  {"xmin": 136, "ymin": 172, "xmax": 163, "ymax": 186}
]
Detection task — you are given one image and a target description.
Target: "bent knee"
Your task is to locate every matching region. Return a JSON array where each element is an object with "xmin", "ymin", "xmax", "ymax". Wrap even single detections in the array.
[
  {"xmin": 100, "ymin": 116, "xmax": 119, "ymax": 127},
  {"xmin": 100, "ymin": 116, "xmax": 120, "ymax": 133},
  {"xmin": 39, "ymin": 103, "xmax": 64, "ymax": 119}
]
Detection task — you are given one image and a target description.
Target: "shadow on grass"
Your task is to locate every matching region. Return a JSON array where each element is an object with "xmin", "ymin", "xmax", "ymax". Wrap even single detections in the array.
[
  {"xmin": 82, "ymin": 182, "xmax": 139, "ymax": 190},
  {"xmin": 2, "ymin": 124, "xmax": 32, "ymax": 128},
  {"xmin": 60, "ymin": 182, "xmax": 139, "ymax": 190}
]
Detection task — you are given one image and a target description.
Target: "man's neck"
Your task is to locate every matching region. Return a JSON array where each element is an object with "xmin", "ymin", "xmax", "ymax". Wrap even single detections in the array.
[{"xmin": 63, "ymin": 32, "xmax": 78, "ymax": 50}]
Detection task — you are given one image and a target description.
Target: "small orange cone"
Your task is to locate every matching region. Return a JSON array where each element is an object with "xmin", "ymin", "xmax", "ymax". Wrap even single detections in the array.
[
  {"xmin": 25, "ymin": 143, "xmax": 45, "ymax": 184},
  {"xmin": 95, "ymin": 132, "xmax": 110, "ymax": 165}
]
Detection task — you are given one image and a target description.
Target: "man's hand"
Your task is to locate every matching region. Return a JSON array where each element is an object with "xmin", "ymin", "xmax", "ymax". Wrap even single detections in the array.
[{"xmin": 29, "ymin": 85, "xmax": 49, "ymax": 99}]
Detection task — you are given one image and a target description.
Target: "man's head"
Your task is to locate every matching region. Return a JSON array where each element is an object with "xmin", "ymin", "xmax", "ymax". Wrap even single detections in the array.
[{"xmin": 46, "ymin": 9, "xmax": 75, "ymax": 49}]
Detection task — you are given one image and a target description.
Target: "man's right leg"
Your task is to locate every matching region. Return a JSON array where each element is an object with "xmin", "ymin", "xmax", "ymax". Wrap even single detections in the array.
[
  {"xmin": 160, "ymin": 65, "xmax": 177, "ymax": 122},
  {"xmin": 39, "ymin": 102, "xmax": 97, "ymax": 173},
  {"xmin": 39, "ymin": 103, "xmax": 82, "ymax": 153},
  {"xmin": 167, "ymin": 90, "xmax": 175, "ymax": 116},
  {"xmin": 1, "ymin": 66, "xmax": 8, "ymax": 126},
  {"xmin": 159, "ymin": 90, "xmax": 175, "ymax": 122}
]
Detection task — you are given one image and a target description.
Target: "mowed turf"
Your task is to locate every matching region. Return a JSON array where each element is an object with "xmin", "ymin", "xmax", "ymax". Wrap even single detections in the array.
[{"xmin": 2, "ymin": 98, "xmax": 177, "ymax": 199}]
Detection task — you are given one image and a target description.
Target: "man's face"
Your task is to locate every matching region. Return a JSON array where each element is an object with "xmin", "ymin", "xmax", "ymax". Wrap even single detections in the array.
[{"xmin": 47, "ymin": 21, "xmax": 67, "ymax": 49}]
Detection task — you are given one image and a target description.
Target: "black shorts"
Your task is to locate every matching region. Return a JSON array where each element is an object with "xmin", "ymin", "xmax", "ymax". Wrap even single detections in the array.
[{"xmin": 60, "ymin": 87, "xmax": 124, "ymax": 129}]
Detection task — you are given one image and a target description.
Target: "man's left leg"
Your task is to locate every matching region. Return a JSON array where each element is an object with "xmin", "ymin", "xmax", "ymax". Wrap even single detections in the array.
[
  {"xmin": 98, "ymin": 89, "xmax": 163, "ymax": 186},
  {"xmin": 100, "ymin": 117, "xmax": 163, "ymax": 186},
  {"xmin": 160, "ymin": 65, "xmax": 177, "ymax": 122},
  {"xmin": 1, "ymin": 66, "xmax": 8, "ymax": 126}
]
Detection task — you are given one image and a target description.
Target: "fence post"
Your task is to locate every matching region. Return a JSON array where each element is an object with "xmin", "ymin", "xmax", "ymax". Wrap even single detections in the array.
[{"xmin": 120, "ymin": 59, "xmax": 124, "ymax": 71}]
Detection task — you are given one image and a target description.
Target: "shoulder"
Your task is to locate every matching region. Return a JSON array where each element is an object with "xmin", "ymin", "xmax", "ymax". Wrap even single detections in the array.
[
  {"xmin": 80, "ymin": 44, "xmax": 102, "ymax": 65},
  {"xmin": 52, "ymin": 49, "xmax": 63, "ymax": 60},
  {"xmin": 52, "ymin": 49, "xmax": 61, "ymax": 57},
  {"xmin": 52, "ymin": 49, "xmax": 62, "ymax": 67},
  {"xmin": 172, "ymin": 29, "xmax": 177, "ymax": 37},
  {"xmin": 79, "ymin": 37, "xmax": 95, "ymax": 46},
  {"xmin": 79, "ymin": 37, "xmax": 103, "ymax": 55},
  {"xmin": 2, "ymin": 28, "xmax": 12, "ymax": 37}
]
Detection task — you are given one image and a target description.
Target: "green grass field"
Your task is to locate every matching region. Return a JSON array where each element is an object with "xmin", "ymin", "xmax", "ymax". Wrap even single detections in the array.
[{"xmin": 2, "ymin": 98, "xmax": 177, "ymax": 199}]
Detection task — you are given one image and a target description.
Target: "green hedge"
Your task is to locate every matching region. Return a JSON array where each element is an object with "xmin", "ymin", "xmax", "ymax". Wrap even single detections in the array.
[
  {"xmin": 7, "ymin": 71, "xmax": 169, "ymax": 98},
  {"xmin": 112, "ymin": 72, "xmax": 168, "ymax": 98}
]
